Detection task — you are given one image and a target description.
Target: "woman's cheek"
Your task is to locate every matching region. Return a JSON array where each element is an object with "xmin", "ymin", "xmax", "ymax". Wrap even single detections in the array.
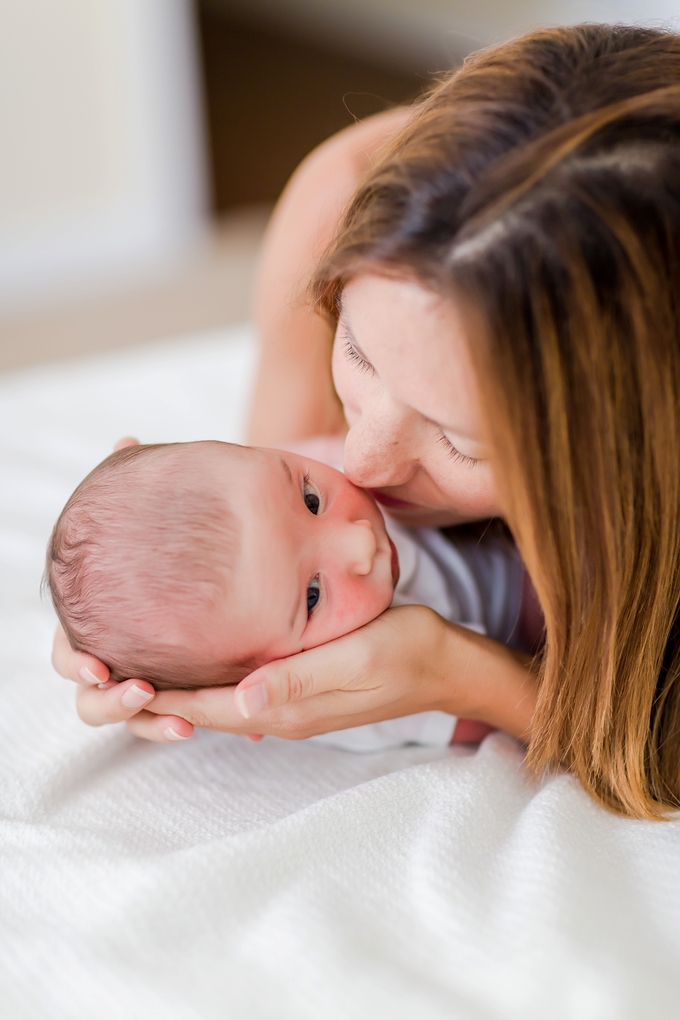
[{"xmin": 432, "ymin": 460, "xmax": 502, "ymax": 520}]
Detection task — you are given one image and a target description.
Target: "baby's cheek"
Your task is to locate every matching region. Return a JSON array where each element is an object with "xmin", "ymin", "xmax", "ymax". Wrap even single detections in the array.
[{"xmin": 327, "ymin": 578, "xmax": 391, "ymax": 639}]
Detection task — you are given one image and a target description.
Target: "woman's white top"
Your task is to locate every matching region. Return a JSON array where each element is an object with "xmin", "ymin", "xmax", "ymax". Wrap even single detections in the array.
[{"xmin": 308, "ymin": 517, "xmax": 524, "ymax": 753}]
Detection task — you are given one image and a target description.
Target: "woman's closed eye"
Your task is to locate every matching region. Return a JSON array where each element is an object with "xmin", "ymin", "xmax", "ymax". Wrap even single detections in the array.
[
  {"xmin": 436, "ymin": 430, "xmax": 479, "ymax": 468},
  {"xmin": 342, "ymin": 331, "xmax": 374, "ymax": 374}
]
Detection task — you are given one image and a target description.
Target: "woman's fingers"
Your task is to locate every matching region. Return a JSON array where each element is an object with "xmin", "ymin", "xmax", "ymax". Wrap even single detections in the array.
[
  {"xmin": 125, "ymin": 710, "xmax": 194, "ymax": 742},
  {"xmin": 52, "ymin": 624, "xmax": 111, "ymax": 686},
  {"xmin": 234, "ymin": 610, "xmax": 412, "ymax": 717},
  {"xmin": 234, "ymin": 643, "xmax": 355, "ymax": 719},
  {"xmin": 75, "ymin": 679, "xmax": 195, "ymax": 740},
  {"xmin": 148, "ymin": 685, "xmax": 244, "ymax": 731},
  {"xmin": 147, "ymin": 654, "xmax": 347, "ymax": 735},
  {"xmin": 76, "ymin": 676, "xmax": 157, "ymax": 726},
  {"xmin": 54, "ymin": 618, "xmax": 196, "ymax": 742}
]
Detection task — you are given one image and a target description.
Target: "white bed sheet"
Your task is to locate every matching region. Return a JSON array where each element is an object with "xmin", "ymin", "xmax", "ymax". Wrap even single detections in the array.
[{"xmin": 1, "ymin": 325, "xmax": 680, "ymax": 1019}]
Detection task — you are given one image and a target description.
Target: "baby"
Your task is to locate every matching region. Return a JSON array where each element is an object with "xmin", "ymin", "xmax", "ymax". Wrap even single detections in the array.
[{"xmin": 46, "ymin": 441, "xmax": 524, "ymax": 751}]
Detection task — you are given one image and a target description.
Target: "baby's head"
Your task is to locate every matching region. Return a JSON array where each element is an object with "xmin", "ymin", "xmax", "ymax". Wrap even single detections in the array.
[{"xmin": 46, "ymin": 441, "xmax": 397, "ymax": 689}]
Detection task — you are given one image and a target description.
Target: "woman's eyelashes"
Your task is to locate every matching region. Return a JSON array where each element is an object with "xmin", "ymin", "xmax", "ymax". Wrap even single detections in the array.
[
  {"xmin": 342, "ymin": 331, "xmax": 374, "ymax": 374},
  {"xmin": 302, "ymin": 474, "xmax": 321, "ymax": 514},
  {"xmin": 307, "ymin": 576, "xmax": 321, "ymax": 616},
  {"xmin": 436, "ymin": 430, "xmax": 479, "ymax": 468}
]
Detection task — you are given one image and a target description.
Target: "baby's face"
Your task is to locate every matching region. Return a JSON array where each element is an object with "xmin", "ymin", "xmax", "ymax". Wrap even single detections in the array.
[{"xmin": 209, "ymin": 446, "xmax": 397, "ymax": 667}]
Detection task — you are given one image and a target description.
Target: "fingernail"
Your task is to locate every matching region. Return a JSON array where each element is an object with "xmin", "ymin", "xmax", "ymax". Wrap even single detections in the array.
[
  {"xmin": 121, "ymin": 684, "xmax": 154, "ymax": 709},
  {"xmin": 78, "ymin": 666, "xmax": 102, "ymax": 685},
  {"xmin": 236, "ymin": 683, "xmax": 268, "ymax": 719},
  {"xmin": 164, "ymin": 727, "xmax": 189, "ymax": 741}
]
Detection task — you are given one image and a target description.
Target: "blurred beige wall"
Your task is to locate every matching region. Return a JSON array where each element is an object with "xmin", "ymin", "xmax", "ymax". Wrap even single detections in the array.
[
  {"xmin": 0, "ymin": 2, "xmax": 113, "ymax": 231},
  {"xmin": 0, "ymin": 0, "xmax": 208, "ymax": 318}
]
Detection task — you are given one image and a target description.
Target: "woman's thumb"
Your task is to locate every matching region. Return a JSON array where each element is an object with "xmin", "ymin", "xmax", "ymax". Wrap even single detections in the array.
[{"xmin": 234, "ymin": 652, "xmax": 322, "ymax": 719}]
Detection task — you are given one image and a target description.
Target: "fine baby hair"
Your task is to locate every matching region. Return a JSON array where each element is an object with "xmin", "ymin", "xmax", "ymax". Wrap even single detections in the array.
[{"xmin": 46, "ymin": 442, "xmax": 251, "ymax": 690}]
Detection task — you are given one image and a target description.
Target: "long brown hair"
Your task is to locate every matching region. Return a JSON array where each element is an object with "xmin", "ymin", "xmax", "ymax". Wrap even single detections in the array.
[{"xmin": 313, "ymin": 24, "xmax": 680, "ymax": 818}]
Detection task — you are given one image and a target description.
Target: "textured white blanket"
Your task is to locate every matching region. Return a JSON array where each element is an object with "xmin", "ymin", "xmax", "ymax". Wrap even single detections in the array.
[{"xmin": 1, "ymin": 326, "xmax": 680, "ymax": 1019}]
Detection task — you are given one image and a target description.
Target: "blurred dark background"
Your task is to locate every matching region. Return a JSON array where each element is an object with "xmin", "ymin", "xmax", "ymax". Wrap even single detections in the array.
[{"xmin": 196, "ymin": 3, "xmax": 425, "ymax": 212}]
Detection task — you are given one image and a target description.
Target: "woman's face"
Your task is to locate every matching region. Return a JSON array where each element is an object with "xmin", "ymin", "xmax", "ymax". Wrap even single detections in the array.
[{"xmin": 332, "ymin": 273, "xmax": 502, "ymax": 528}]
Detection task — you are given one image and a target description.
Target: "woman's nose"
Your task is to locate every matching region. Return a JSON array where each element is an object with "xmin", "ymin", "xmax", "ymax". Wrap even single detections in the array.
[
  {"xmin": 338, "ymin": 519, "xmax": 377, "ymax": 576},
  {"xmin": 343, "ymin": 404, "xmax": 417, "ymax": 489}
]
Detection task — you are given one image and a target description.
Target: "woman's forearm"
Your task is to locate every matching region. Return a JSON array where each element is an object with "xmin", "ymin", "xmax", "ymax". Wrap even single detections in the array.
[
  {"xmin": 247, "ymin": 107, "xmax": 412, "ymax": 447},
  {"xmin": 439, "ymin": 623, "xmax": 538, "ymax": 742}
]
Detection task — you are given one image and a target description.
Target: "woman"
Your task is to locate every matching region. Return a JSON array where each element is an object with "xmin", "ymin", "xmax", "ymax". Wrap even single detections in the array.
[{"xmin": 54, "ymin": 23, "xmax": 680, "ymax": 818}]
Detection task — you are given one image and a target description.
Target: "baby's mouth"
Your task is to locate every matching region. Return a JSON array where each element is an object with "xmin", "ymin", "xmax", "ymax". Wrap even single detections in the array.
[{"xmin": 388, "ymin": 536, "xmax": 400, "ymax": 586}]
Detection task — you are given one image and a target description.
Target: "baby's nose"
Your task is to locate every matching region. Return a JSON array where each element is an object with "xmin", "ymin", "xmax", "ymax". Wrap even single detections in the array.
[{"xmin": 344, "ymin": 519, "xmax": 377, "ymax": 576}]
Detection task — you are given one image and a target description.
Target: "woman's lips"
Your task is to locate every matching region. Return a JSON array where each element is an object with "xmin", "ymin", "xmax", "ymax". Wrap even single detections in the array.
[{"xmin": 370, "ymin": 490, "xmax": 416, "ymax": 510}]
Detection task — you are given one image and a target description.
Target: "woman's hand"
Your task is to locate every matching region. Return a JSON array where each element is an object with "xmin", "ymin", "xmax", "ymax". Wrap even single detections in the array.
[
  {"xmin": 139, "ymin": 605, "xmax": 538, "ymax": 744},
  {"xmin": 52, "ymin": 605, "xmax": 536, "ymax": 744},
  {"xmin": 51, "ymin": 623, "xmax": 195, "ymax": 740}
]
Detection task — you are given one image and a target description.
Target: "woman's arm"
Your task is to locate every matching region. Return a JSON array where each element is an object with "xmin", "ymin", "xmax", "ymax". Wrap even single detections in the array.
[
  {"xmin": 71, "ymin": 606, "xmax": 537, "ymax": 744},
  {"xmin": 248, "ymin": 106, "xmax": 412, "ymax": 447}
]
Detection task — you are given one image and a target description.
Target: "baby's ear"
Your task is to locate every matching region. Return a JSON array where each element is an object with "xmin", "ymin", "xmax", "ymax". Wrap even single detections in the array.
[{"xmin": 113, "ymin": 437, "xmax": 140, "ymax": 452}]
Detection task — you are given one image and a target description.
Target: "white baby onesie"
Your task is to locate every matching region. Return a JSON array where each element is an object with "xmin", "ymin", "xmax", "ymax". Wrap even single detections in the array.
[{"xmin": 308, "ymin": 516, "xmax": 524, "ymax": 752}]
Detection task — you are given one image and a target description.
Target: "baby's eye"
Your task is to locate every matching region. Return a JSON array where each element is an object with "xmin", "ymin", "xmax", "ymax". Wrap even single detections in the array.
[
  {"xmin": 303, "ymin": 474, "xmax": 321, "ymax": 515},
  {"xmin": 307, "ymin": 576, "xmax": 321, "ymax": 615}
]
